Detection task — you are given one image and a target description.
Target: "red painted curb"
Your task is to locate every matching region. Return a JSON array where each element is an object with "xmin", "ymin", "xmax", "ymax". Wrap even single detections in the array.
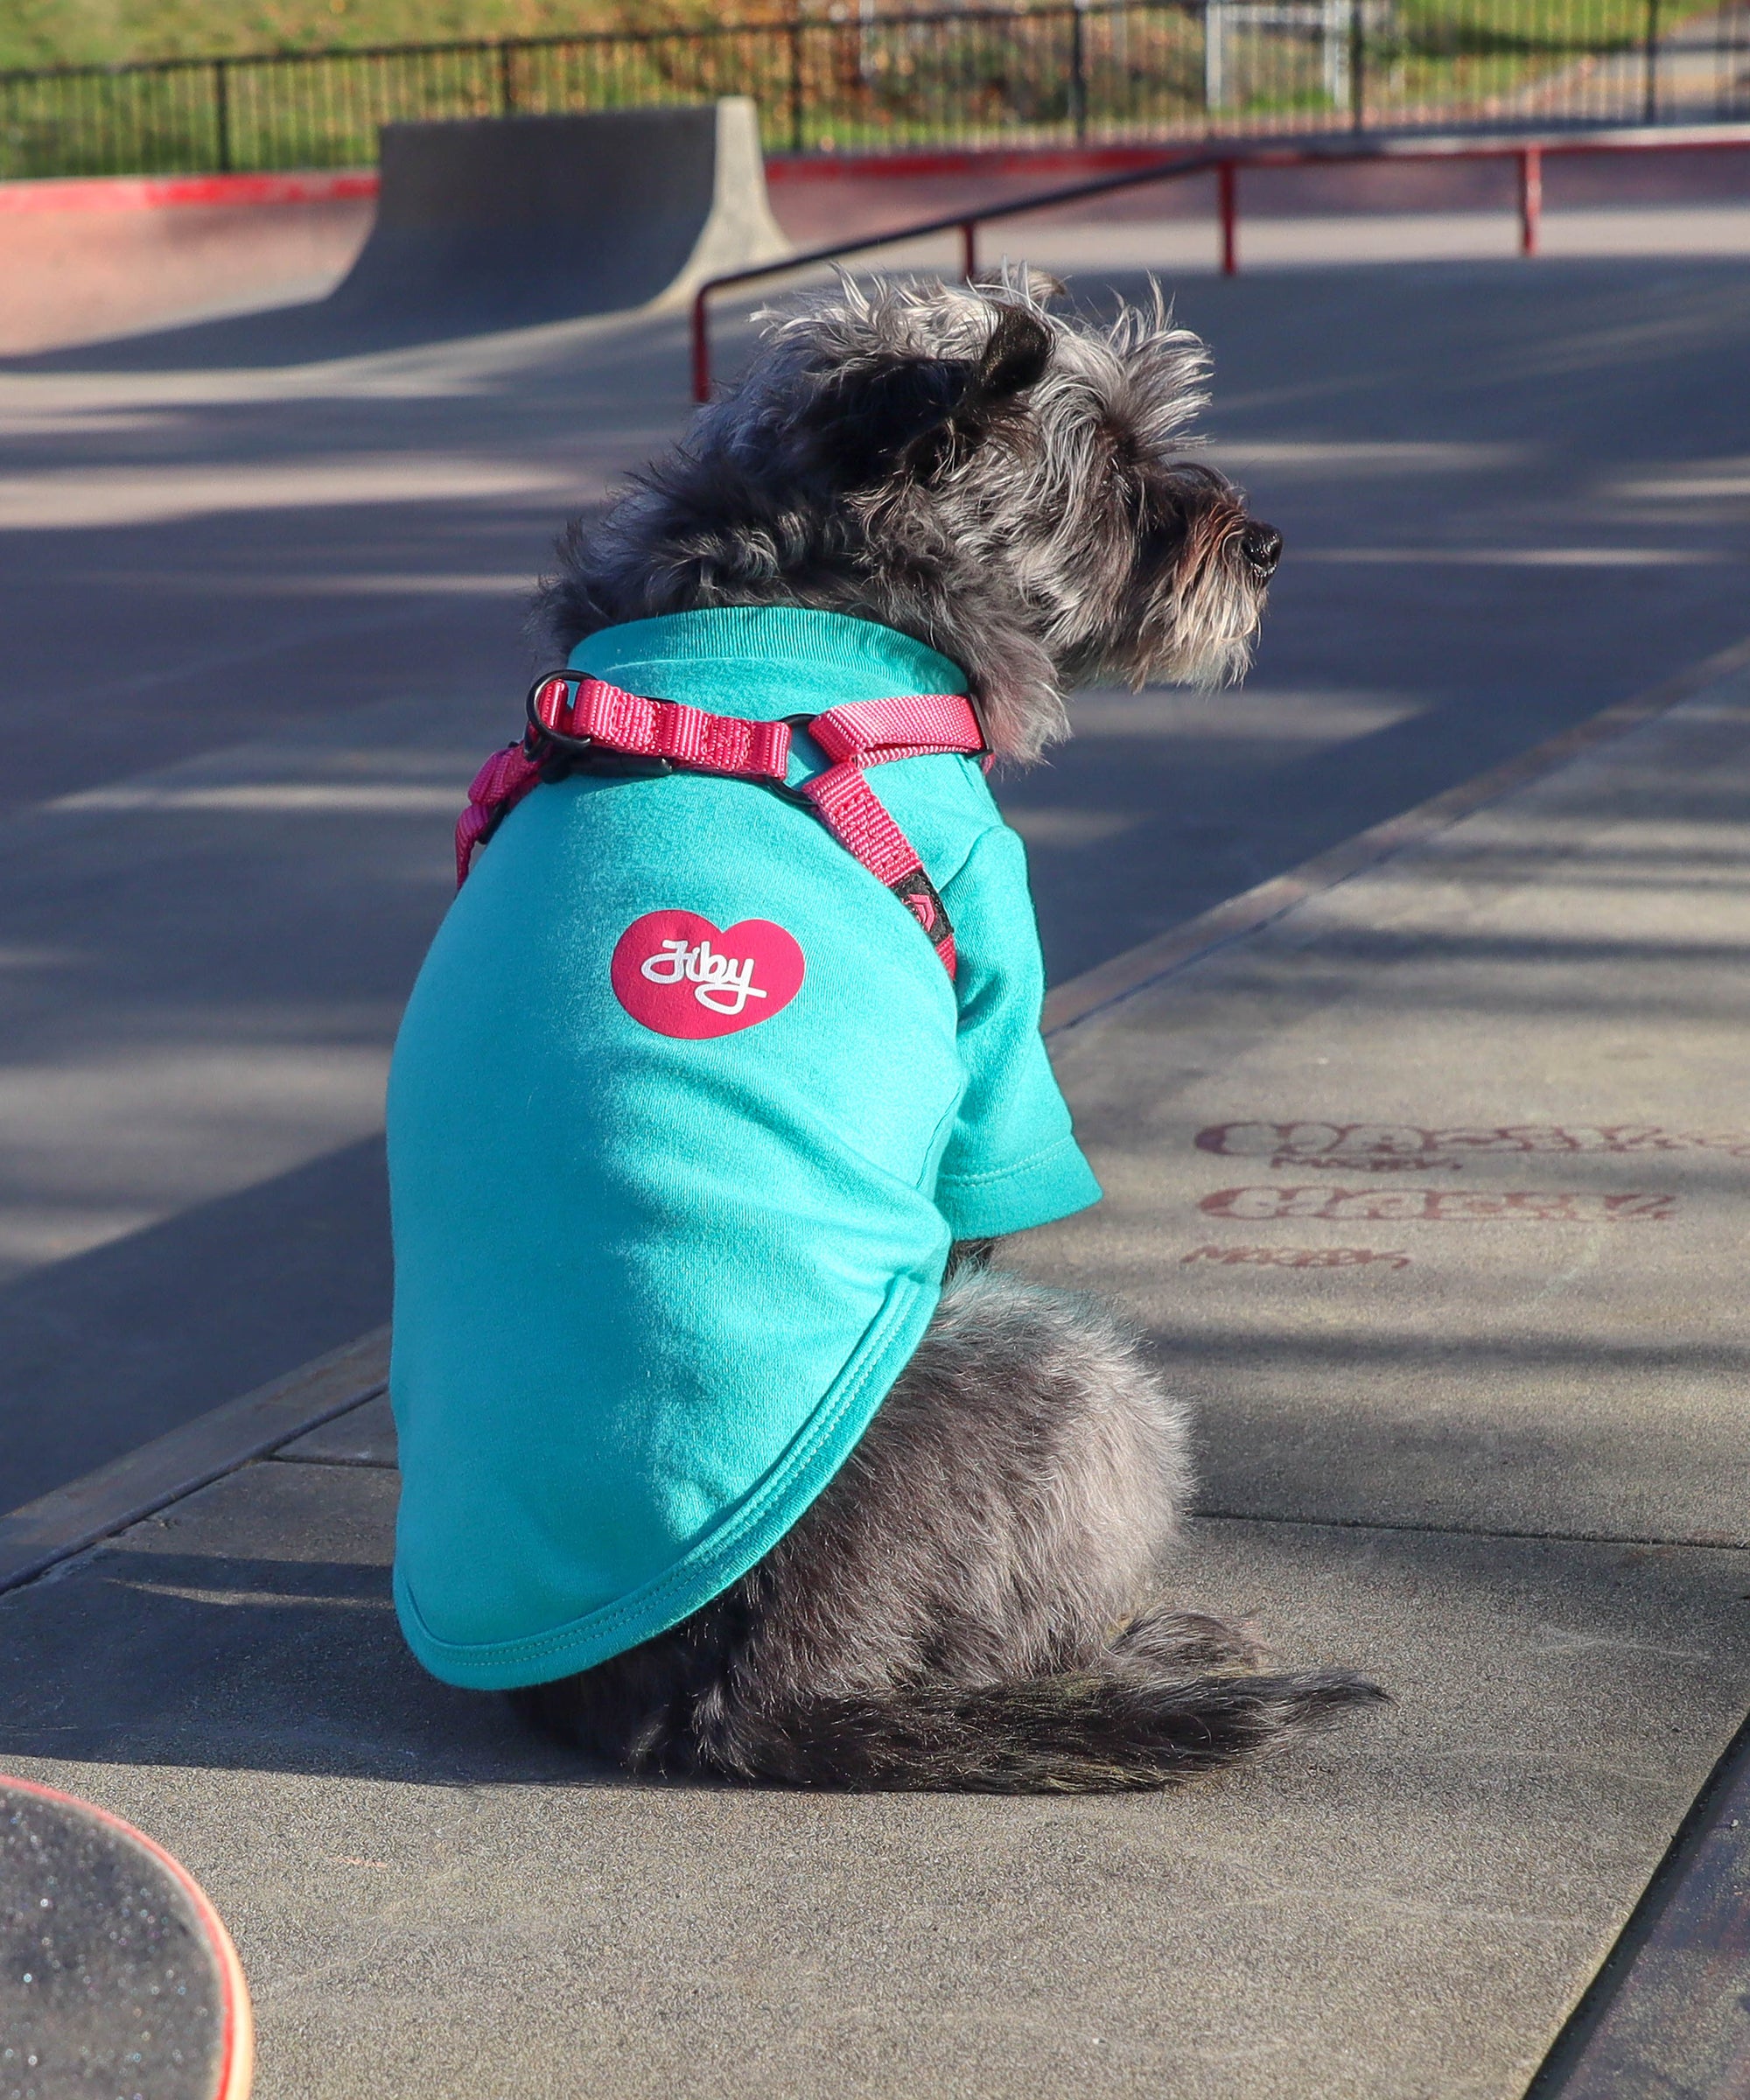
[
  {"xmin": 3, "ymin": 147, "xmax": 1151, "ymax": 217},
  {"xmin": 0, "ymin": 167, "xmax": 378, "ymax": 214},
  {"xmin": 765, "ymin": 144, "xmax": 1190, "ymax": 184}
]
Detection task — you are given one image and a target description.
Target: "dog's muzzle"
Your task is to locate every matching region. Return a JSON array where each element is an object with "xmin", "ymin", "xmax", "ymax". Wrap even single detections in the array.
[{"xmin": 1239, "ymin": 523, "xmax": 1284, "ymax": 580}]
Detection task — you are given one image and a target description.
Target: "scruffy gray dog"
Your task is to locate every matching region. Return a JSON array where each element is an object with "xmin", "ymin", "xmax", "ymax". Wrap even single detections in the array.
[{"xmin": 482, "ymin": 273, "xmax": 1385, "ymax": 1788}]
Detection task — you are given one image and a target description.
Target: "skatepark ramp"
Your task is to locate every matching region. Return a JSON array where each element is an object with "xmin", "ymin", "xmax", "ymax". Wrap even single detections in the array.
[
  {"xmin": 12, "ymin": 97, "xmax": 789, "ymax": 369},
  {"xmin": 328, "ymin": 98, "xmax": 788, "ymax": 332}
]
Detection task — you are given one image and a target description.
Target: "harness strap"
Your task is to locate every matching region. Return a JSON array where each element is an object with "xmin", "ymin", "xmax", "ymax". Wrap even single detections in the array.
[
  {"xmin": 532, "ymin": 673, "xmax": 794, "ymax": 782},
  {"xmin": 455, "ymin": 742, "xmax": 543, "ymax": 886},
  {"xmin": 800, "ymin": 696, "xmax": 984, "ymax": 976},
  {"xmin": 456, "ymin": 671, "xmax": 984, "ymax": 977}
]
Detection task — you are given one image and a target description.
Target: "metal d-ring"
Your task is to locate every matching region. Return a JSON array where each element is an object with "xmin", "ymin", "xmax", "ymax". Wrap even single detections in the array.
[{"xmin": 525, "ymin": 668, "xmax": 594, "ymax": 753}]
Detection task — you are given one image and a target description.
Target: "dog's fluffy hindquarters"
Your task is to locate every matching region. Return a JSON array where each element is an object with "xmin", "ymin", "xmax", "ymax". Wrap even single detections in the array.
[
  {"xmin": 515, "ymin": 1264, "xmax": 1383, "ymax": 1790},
  {"xmin": 392, "ymin": 272, "xmax": 1384, "ymax": 1791}
]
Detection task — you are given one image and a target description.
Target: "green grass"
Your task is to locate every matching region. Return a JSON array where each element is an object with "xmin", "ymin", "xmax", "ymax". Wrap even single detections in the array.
[
  {"xmin": 0, "ymin": 2, "xmax": 637, "ymax": 74},
  {"xmin": 0, "ymin": 0, "xmax": 1727, "ymax": 181}
]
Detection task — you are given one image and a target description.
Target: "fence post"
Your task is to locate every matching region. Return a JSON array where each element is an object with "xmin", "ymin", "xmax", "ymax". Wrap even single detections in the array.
[
  {"xmin": 1218, "ymin": 159, "xmax": 1238, "ymax": 274},
  {"xmin": 1348, "ymin": 0, "xmax": 1367, "ymax": 130},
  {"xmin": 962, "ymin": 219, "xmax": 977, "ymax": 281},
  {"xmin": 1517, "ymin": 145, "xmax": 1542, "ymax": 253},
  {"xmin": 1069, "ymin": 0, "xmax": 1088, "ymax": 144},
  {"xmin": 1642, "ymin": 0, "xmax": 1662, "ymax": 121},
  {"xmin": 213, "ymin": 58, "xmax": 232, "ymax": 173},
  {"xmin": 499, "ymin": 41, "xmax": 517, "ymax": 116},
  {"xmin": 788, "ymin": 16, "xmax": 805, "ymax": 155},
  {"xmin": 1204, "ymin": 0, "xmax": 1225, "ymax": 113}
]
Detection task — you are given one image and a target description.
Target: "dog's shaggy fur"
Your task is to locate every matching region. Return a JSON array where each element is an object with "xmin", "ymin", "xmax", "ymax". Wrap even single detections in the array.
[{"xmin": 512, "ymin": 275, "xmax": 1385, "ymax": 1791}]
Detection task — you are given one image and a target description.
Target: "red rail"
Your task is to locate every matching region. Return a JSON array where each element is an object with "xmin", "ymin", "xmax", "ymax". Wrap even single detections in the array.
[{"xmin": 692, "ymin": 121, "xmax": 1750, "ymax": 402}]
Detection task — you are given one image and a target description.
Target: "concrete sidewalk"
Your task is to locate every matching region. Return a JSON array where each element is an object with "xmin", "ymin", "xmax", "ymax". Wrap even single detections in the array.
[{"xmin": 4, "ymin": 656, "xmax": 1749, "ymax": 2096}]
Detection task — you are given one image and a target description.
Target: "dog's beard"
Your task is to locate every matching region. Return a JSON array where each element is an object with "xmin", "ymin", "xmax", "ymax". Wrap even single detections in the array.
[
  {"xmin": 1151, "ymin": 525, "xmax": 1272, "ymax": 689},
  {"xmin": 1052, "ymin": 508, "xmax": 1270, "ymax": 695}
]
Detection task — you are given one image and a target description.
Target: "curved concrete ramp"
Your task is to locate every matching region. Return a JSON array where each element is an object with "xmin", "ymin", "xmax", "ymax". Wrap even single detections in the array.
[
  {"xmin": 329, "ymin": 98, "xmax": 788, "ymax": 331},
  {"xmin": 13, "ymin": 98, "xmax": 788, "ymax": 372}
]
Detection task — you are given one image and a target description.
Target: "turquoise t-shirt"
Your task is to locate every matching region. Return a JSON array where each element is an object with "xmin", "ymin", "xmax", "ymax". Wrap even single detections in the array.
[{"xmin": 387, "ymin": 607, "xmax": 1101, "ymax": 1690}]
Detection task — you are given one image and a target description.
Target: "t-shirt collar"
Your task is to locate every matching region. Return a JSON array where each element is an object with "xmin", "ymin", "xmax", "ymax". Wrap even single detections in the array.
[{"xmin": 565, "ymin": 608, "xmax": 969, "ymax": 723}]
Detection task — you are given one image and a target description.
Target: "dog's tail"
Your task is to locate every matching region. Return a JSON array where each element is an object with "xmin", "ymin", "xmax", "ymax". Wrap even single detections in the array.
[{"xmin": 694, "ymin": 1666, "xmax": 1388, "ymax": 1794}]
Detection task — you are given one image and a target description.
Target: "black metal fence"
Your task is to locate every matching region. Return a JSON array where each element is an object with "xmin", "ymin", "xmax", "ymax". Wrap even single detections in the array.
[{"xmin": 4, "ymin": 0, "xmax": 1748, "ymax": 182}]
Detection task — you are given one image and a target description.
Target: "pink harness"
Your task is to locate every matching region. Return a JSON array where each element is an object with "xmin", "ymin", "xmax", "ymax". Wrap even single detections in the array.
[{"xmin": 457, "ymin": 672, "xmax": 985, "ymax": 976}]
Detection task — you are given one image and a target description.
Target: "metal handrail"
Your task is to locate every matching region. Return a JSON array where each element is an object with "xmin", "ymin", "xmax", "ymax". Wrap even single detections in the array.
[
  {"xmin": 693, "ymin": 145, "xmax": 1211, "ymax": 401},
  {"xmin": 691, "ymin": 117, "xmax": 1750, "ymax": 401}
]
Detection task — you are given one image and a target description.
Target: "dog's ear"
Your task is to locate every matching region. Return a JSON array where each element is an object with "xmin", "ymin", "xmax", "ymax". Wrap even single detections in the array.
[
  {"xmin": 972, "ymin": 305, "xmax": 1053, "ymax": 407},
  {"xmin": 802, "ymin": 305, "xmax": 1054, "ymax": 486},
  {"xmin": 802, "ymin": 354, "xmax": 978, "ymax": 486}
]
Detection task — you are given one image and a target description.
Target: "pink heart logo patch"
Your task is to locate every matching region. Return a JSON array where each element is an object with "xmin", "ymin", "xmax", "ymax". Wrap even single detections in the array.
[{"xmin": 611, "ymin": 909, "xmax": 806, "ymax": 1040}]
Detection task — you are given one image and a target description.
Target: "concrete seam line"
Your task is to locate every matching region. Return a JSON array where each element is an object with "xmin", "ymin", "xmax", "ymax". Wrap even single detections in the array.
[
  {"xmin": 1193, "ymin": 1508, "xmax": 1750, "ymax": 1550},
  {"xmin": 0, "ymin": 1325, "xmax": 390, "ymax": 1597},
  {"xmin": 1040, "ymin": 631, "xmax": 1750, "ymax": 1041}
]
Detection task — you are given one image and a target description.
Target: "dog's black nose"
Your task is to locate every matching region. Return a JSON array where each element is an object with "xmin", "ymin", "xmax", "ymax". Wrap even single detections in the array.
[{"xmin": 1239, "ymin": 523, "xmax": 1283, "ymax": 578}]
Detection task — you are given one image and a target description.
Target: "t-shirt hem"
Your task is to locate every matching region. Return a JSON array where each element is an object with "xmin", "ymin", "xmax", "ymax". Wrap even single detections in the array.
[
  {"xmin": 395, "ymin": 1269, "xmax": 939, "ymax": 1691},
  {"xmin": 935, "ymin": 1138, "xmax": 1102, "ymax": 1240}
]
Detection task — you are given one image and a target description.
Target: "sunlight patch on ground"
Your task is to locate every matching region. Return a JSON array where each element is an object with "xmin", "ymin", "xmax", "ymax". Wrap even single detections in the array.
[
  {"xmin": 50, "ymin": 781, "xmax": 466, "ymax": 816},
  {"xmin": 1300, "ymin": 545, "xmax": 1729, "ymax": 566},
  {"xmin": 0, "ymin": 452, "xmax": 582, "ymax": 529},
  {"xmin": 1205, "ymin": 440, "xmax": 1531, "ymax": 475},
  {"xmin": 82, "ymin": 569, "xmax": 540, "ymax": 597},
  {"xmin": 0, "ymin": 1043, "xmax": 391, "ymax": 1279},
  {"xmin": 1002, "ymin": 807, "xmax": 1142, "ymax": 847},
  {"xmin": 1065, "ymin": 687, "xmax": 1425, "ymax": 742},
  {"xmin": 1603, "ymin": 457, "xmax": 1750, "ymax": 505}
]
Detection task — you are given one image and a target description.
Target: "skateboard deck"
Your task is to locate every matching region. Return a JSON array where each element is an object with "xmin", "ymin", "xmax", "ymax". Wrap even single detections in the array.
[{"xmin": 2, "ymin": 1772, "xmax": 253, "ymax": 2099}]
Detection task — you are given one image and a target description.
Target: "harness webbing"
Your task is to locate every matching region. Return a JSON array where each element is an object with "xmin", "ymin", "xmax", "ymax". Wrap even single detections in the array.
[{"xmin": 455, "ymin": 672, "xmax": 985, "ymax": 976}]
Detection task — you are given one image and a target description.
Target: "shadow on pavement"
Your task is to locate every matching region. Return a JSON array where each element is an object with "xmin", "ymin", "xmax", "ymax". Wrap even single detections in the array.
[{"xmin": 0, "ymin": 1138, "xmax": 392, "ymax": 1515}]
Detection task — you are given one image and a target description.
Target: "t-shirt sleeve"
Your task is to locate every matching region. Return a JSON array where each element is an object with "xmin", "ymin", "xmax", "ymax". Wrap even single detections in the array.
[{"xmin": 931, "ymin": 822, "xmax": 1102, "ymax": 1240}]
